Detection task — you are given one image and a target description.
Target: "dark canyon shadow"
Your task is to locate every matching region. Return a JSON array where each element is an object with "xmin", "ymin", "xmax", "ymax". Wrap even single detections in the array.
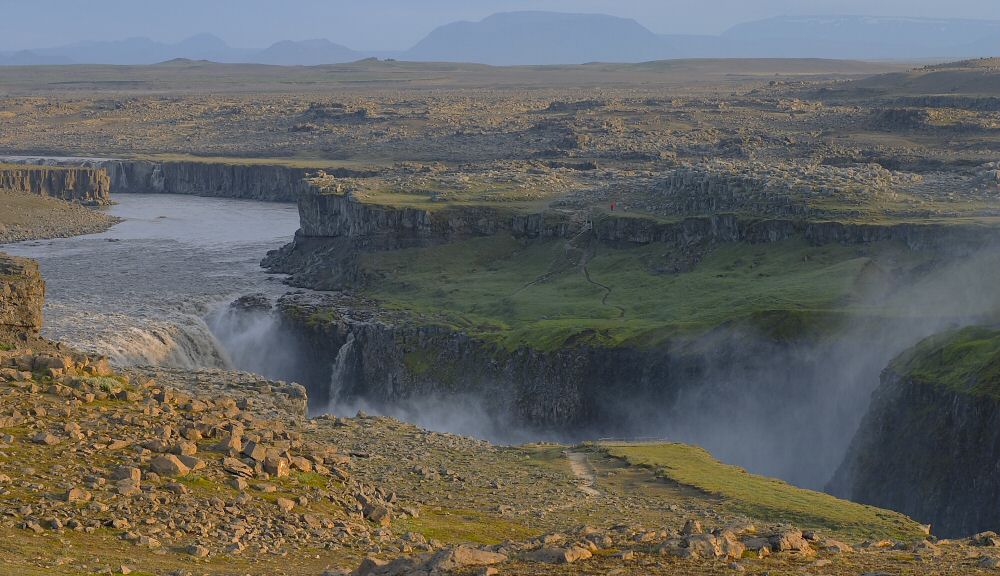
[{"xmin": 207, "ymin": 245, "xmax": 1000, "ymax": 491}]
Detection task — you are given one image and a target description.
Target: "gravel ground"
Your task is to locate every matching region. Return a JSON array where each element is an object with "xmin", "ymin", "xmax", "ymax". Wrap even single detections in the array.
[{"xmin": 0, "ymin": 189, "xmax": 119, "ymax": 243}]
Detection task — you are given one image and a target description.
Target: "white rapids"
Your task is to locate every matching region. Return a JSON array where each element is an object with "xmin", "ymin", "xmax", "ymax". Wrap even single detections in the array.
[{"xmin": 1, "ymin": 193, "xmax": 300, "ymax": 369}]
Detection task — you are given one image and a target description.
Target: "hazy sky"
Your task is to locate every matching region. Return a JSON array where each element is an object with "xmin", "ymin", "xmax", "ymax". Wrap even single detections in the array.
[{"xmin": 2, "ymin": 0, "xmax": 999, "ymax": 51}]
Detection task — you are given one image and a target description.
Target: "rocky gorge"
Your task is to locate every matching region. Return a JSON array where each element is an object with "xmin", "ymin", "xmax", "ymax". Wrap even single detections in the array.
[
  {"xmin": 241, "ymin": 174, "xmax": 1000, "ymax": 495},
  {"xmin": 1, "ymin": 156, "xmax": 374, "ymax": 203},
  {"xmin": 830, "ymin": 327, "xmax": 1000, "ymax": 538},
  {"xmin": 6, "ymin": 54, "xmax": 1000, "ymax": 573},
  {"xmin": 0, "ymin": 163, "xmax": 111, "ymax": 205}
]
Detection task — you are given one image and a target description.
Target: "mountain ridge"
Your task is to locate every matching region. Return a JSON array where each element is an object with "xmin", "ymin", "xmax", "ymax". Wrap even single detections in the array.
[{"xmin": 4, "ymin": 12, "xmax": 1000, "ymax": 67}]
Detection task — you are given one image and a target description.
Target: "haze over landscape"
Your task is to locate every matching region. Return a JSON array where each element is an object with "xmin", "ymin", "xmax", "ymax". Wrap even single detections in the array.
[
  {"xmin": 6, "ymin": 1, "xmax": 1000, "ymax": 575},
  {"xmin": 5, "ymin": 0, "xmax": 1000, "ymax": 65}
]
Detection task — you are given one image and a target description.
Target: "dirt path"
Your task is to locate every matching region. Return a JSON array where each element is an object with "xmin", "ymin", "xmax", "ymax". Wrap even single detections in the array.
[
  {"xmin": 566, "ymin": 450, "xmax": 601, "ymax": 497},
  {"xmin": 578, "ymin": 239, "xmax": 626, "ymax": 318},
  {"xmin": 510, "ymin": 228, "xmax": 626, "ymax": 319}
]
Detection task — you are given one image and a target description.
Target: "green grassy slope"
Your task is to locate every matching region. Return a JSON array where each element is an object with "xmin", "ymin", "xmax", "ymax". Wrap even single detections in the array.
[
  {"xmin": 360, "ymin": 234, "xmax": 906, "ymax": 350},
  {"xmin": 598, "ymin": 442, "xmax": 925, "ymax": 541},
  {"xmin": 890, "ymin": 326, "xmax": 1000, "ymax": 399}
]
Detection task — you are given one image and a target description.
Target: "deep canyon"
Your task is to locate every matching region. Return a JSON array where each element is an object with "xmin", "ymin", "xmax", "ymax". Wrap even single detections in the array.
[{"xmin": 5, "ymin": 164, "xmax": 997, "ymax": 511}]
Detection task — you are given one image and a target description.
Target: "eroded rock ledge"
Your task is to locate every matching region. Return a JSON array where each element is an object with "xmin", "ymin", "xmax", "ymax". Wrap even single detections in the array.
[
  {"xmin": 830, "ymin": 326, "xmax": 1000, "ymax": 538},
  {"xmin": 0, "ymin": 164, "xmax": 110, "ymax": 205},
  {"xmin": 0, "ymin": 252, "xmax": 44, "ymax": 342}
]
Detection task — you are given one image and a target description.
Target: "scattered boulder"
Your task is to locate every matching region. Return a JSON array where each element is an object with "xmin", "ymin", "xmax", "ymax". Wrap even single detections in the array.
[
  {"xmin": 426, "ymin": 545, "xmax": 507, "ymax": 571},
  {"xmin": 223, "ymin": 457, "xmax": 254, "ymax": 478},
  {"xmin": 149, "ymin": 454, "xmax": 190, "ymax": 477},
  {"xmin": 529, "ymin": 545, "xmax": 592, "ymax": 564},
  {"xmin": 31, "ymin": 432, "xmax": 59, "ymax": 445}
]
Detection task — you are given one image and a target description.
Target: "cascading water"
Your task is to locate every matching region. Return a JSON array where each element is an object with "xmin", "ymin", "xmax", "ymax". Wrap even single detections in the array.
[
  {"xmin": 1, "ymin": 192, "xmax": 300, "ymax": 369},
  {"xmin": 53, "ymin": 305, "xmax": 230, "ymax": 369},
  {"xmin": 327, "ymin": 333, "xmax": 356, "ymax": 411}
]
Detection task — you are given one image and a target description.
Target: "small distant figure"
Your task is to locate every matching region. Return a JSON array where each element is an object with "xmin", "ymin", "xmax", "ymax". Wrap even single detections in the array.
[{"xmin": 610, "ymin": 201, "xmax": 616, "ymax": 212}]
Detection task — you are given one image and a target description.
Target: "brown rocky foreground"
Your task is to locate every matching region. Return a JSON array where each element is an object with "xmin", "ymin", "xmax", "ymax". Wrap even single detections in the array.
[{"xmin": 0, "ymin": 346, "xmax": 998, "ymax": 575}]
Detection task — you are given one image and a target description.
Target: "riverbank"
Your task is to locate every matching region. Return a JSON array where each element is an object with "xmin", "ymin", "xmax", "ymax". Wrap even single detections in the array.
[{"xmin": 0, "ymin": 189, "xmax": 120, "ymax": 244}]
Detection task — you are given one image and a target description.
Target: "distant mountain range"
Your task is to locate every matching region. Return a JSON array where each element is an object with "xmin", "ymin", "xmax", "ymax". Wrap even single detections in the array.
[
  {"xmin": 3, "ymin": 12, "xmax": 1000, "ymax": 67},
  {"xmin": 407, "ymin": 11, "xmax": 673, "ymax": 65}
]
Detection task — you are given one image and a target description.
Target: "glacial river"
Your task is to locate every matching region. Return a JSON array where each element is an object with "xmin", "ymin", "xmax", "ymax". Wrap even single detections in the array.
[{"xmin": 1, "ymin": 193, "xmax": 300, "ymax": 367}]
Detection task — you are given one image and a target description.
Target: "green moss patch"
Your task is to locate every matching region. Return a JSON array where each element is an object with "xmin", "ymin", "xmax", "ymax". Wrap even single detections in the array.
[
  {"xmin": 598, "ymin": 442, "xmax": 924, "ymax": 541},
  {"xmin": 891, "ymin": 326, "xmax": 1000, "ymax": 399},
  {"xmin": 394, "ymin": 507, "xmax": 540, "ymax": 545},
  {"xmin": 360, "ymin": 234, "xmax": 888, "ymax": 351}
]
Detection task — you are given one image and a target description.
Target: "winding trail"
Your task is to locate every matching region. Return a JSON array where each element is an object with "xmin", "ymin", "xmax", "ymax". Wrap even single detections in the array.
[
  {"xmin": 578, "ymin": 238, "xmax": 626, "ymax": 318},
  {"xmin": 512, "ymin": 223, "xmax": 627, "ymax": 319},
  {"xmin": 566, "ymin": 450, "xmax": 601, "ymax": 497}
]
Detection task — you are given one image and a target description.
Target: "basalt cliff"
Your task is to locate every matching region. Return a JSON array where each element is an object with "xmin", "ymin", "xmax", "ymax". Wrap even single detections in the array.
[
  {"xmin": 830, "ymin": 327, "xmax": 1000, "ymax": 538},
  {"xmin": 0, "ymin": 164, "xmax": 110, "ymax": 205},
  {"xmin": 1, "ymin": 156, "xmax": 374, "ymax": 202}
]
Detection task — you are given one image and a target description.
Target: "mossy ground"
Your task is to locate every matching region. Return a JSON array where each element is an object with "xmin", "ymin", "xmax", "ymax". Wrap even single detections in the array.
[
  {"xmin": 891, "ymin": 325, "xmax": 1000, "ymax": 399},
  {"xmin": 360, "ymin": 234, "xmax": 917, "ymax": 351},
  {"xmin": 596, "ymin": 442, "xmax": 925, "ymax": 541}
]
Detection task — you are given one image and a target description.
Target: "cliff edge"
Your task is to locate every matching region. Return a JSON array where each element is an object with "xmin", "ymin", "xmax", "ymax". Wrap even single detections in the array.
[
  {"xmin": 0, "ymin": 163, "xmax": 111, "ymax": 205},
  {"xmin": 829, "ymin": 326, "xmax": 1000, "ymax": 537}
]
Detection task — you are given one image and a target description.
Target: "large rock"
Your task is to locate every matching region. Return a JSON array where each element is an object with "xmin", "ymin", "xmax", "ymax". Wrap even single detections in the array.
[
  {"xmin": 528, "ymin": 545, "xmax": 592, "ymax": 564},
  {"xmin": 149, "ymin": 455, "xmax": 190, "ymax": 477},
  {"xmin": 426, "ymin": 545, "xmax": 508, "ymax": 571},
  {"xmin": 0, "ymin": 253, "xmax": 44, "ymax": 341}
]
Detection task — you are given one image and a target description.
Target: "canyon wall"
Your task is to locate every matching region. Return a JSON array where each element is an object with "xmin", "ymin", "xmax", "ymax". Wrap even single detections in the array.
[
  {"xmin": 269, "ymin": 292, "xmax": 917, "ymax": 489},
  {"xmin": 0, "ymin": 252, "xmax": 45, "ymax": 343},
  {"xmin": 0, "ymin": 156, "xmax": 375, "ymax": 203},
  {"xmin": 99, "ymin": 160, "xmax": 351, "ymax": 202},
  {"xmin": 0, "ymin": 165, "xmax": 110, "ymax": 205},
  {"xmin": 829, "ymin": 328, "xmax": 1000, "ymax": 538},
  {"xmin": 279, "ymin": 292, "xmax": 745, "ymax": 430},
  {"xmin": 265, "ymin": 190, "xmax": 999, "ymax": 290}
]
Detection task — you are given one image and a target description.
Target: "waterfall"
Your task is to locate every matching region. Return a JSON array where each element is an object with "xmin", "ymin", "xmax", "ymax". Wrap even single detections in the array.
[
  {"xmin": 114, "ymin": 160, "xmax": 128, "ymax": 191},
  {"xmin": 45, "ymin": 307, "xmax": 230, "ymax": 370},
  {"xmin": 108, "ymin": 321, "xmax": 229, "ymax": 368},
  {"xmin": 328, "ymin": 333, "xmax": 356, "ymax": 411}
]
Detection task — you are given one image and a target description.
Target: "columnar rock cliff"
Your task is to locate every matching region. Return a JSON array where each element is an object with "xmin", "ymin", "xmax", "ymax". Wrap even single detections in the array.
[
  {"xmin": 0, "ymin": 156, "xmax": 375, "ymax": 202},
  {"xmin": 0, "ymin": 165, "xmax": 110, "ymax": 205},
  {"xmin": 276, "ymin": 292, "xmax": 738, "ymax": 429},
  {"xmin": 0, "ymin": 252, "xmax": 44, "ymax": 342},
  {"xmin": 99, "ymin": 160, "xmax": 333, "ymax": 202},
  {"xmin": 829, "ymin": 327, "xmax": 1000, "ymax": 538},
  {"xmin": 265, "ymin": 189, "xmax": 999, "ymax": 290}
]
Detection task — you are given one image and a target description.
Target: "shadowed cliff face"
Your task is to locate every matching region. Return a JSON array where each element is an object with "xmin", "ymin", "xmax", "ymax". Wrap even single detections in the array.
[
  {"xmin": 829, "ymin": 326, "xmax": 1000, "ymax": 537},
  {"xmin": 828, "ymin": 371, "xmax": 1000, "ymax": 538}
]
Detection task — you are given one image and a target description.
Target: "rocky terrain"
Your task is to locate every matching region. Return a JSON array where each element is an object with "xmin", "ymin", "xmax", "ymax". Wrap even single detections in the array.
[
  {"xmin": 0, "ymin": 189, "xmax": 119, "ymax": 243},
  {"xmin": 6, "ymin": 249, "xmax": 989, "ymax": 575},
  {"xmin": 5, "ymin": 55, "xmax": 1000, "ymax": 574}
]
